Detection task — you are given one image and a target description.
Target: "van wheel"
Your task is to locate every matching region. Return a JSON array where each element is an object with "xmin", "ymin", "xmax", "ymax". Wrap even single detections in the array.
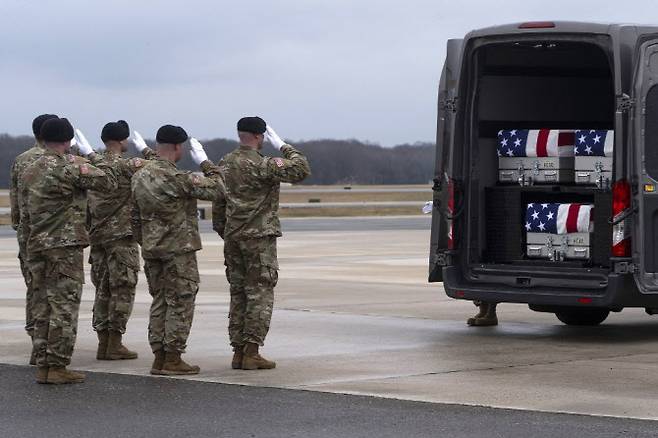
[{"xmin": 554, "ymin": 308, "xmax": 610, "ymax": 326}]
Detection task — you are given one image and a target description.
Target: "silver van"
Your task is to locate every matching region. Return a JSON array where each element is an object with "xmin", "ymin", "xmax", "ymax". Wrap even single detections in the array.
[{"xmin": 429, "ymin": 21, "xmax": 658, "ymax": 325}]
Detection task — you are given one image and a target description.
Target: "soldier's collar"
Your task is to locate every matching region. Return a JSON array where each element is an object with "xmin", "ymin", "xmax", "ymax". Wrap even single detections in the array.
[{"xmin": 44, "ymin": 148, "xmax": 64, "ymax": 157}]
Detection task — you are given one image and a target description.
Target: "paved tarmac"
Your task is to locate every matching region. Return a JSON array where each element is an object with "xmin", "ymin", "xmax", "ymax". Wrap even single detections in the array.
[
  {"xmin": 2, "ymin": 363, "xmax": 656, "ymax": 438},
  {"xmin": 2, "ymin": 216, "xmax": 658, "ymax": 434}
]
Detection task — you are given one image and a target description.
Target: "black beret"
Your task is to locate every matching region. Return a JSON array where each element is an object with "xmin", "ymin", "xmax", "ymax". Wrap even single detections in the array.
[
  {"xmin": 237, "ymin": 116, "xmax": 266, "ymax": 134},
  {"xmin": 156, "ymin": 124, "xmax": 188, "ymax": 144},
  {"xmin": 101, "ymin": 120, "xmax": 130, "ymax": 142},
  {"xmin": 40, "ymin": 117, "xmax": 74, "ymax": 142},
  {"xmin": 32, "ymin": 114, "xmax": 58, "ymax": 138}
]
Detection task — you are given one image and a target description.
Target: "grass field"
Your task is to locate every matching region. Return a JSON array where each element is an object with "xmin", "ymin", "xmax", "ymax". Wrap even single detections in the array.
[{"xmin": 0, "ymin": 185, "xmax": 432, "ymax": 220}]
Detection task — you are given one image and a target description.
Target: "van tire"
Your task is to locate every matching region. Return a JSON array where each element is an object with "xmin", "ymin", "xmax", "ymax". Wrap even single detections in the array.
[{"xmin": 554, "ymin": 308, "xmax": 610, "ymax": 326}]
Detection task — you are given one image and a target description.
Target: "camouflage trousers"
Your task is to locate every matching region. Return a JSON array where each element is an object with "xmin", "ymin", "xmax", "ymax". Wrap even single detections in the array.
[
  {"xmin": 224, "ymin": 237, "xmax": 278, "ymax": 347},
  {"xmin": 89, "ymin": 238, "xmax": 139, "ymax": 334},
  {"xmin": 17, "ymin": 239, "xmax": 34, "ymax": 337},
  {"xmin": 28, "ymin": 247, "xmax": 84, "ymax": 368},
  {"xmin": 144, "ymin": 252, "xmax": 200, "ymax": 353}
]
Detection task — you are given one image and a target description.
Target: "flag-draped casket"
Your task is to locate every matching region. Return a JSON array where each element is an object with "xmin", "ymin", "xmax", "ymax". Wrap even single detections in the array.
[
  {"xmin": 497, "ymin": 129, "xmax": 575, "ymax": 184},
  {"xmin": 525, "ymin": 203, "xmax": 593, "ymax": 260},
  {"xmin": 574, "ymin": 130, "xmax": 613, "ymax": 187}
]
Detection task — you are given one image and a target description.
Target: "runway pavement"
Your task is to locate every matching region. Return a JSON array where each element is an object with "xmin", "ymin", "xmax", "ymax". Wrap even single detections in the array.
[{"xmin": 2, "ymin": 216, "xmax": 658, "ymax": 434}]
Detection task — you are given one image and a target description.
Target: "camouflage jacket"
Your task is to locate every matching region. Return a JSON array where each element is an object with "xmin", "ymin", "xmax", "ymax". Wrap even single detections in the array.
[
  {"xmin": 212, "ymin": 144, "xmax": 310, "ymax": 240},
  {"xmin": 87, "ymin": 148, "xmax": 156, "ymax": 245},
  {"xmin": 10, "ymin": 142, "xmax": 46, "ymax": 246},
  {"xmin": 20, "ymin": 149, "xmax": 118, "ymax": 255},
  {"xmin": 131, "ymin": 157, "xmax": 225, "ymax": 260}
]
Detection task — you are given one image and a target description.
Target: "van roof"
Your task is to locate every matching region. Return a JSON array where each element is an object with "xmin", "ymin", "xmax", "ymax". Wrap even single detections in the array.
[{"xmin": 467, "ymin": 21, "xmax": 658, "ymax": 38}]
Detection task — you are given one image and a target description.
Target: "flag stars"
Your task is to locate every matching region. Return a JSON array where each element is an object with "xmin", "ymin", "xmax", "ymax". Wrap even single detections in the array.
[
  {"xmin": 506, "ymin": 149, "xmax": 514, "ymax": 157},
  {"xmin": 532, "ymin": 210, "xmax": 540, "ymax": 220},
  {"xmin": 593, "ymin": 135, "xmax": 601, "ymax": 144},
  {"xmin": 514, "ymin": 138, "xmax": 522, "ymax": 147},
  {"xmin": 541, "ymin": 203, "xmax": 548, "ymax": 210},
  {"xmin": 501, "ymin": 138, "xmax": 508, "ymax": 147},
  {"xmin": 585, "ymin": 146, "xmax": 593, "ymax": 155},
  {"xmin": 538, "ymin": 222, "xmax": 546, "ymax": 231},
  {"xmin": 510, "ymin": 130, "xmax": 517, "ymax": 136},
  {"xmin": 525, "ymin": 222, "xmax": 532, "ymax": 231},
  {"xmin": 578, "ymin": 135, "xmax": 586, "ymax": 144},
  {"xmin": 546, "ymin": 211, "xmax": 554, "ymax": 221}
]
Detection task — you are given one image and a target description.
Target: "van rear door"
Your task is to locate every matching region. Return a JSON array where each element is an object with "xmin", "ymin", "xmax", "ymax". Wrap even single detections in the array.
[
  {"xmin": 633, "ymin": 38, "xmax": 658, "ymax": 293},
  {"xmin": 429, "ymin": 38, "xmax": 463, "ymax": 282}
]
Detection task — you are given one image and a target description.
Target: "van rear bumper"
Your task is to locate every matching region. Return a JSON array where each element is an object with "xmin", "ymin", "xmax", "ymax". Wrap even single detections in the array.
[{"xmin": 442, "ymin": 266, "xmax": 656, "ymax": 309}]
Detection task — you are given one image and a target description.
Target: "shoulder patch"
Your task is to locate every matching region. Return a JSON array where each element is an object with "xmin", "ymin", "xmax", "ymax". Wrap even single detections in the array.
[
  {"xmin": 191, "ymin": 175, "xmax": 201, "ymax": 185},
  {"xmin": 132, "ymin": 158, "xmax": 144, "ymax": 168},
  {"xmin": 273, "ymin": 158, "xmax": 284, "ymax": 168},
  {"xmin": 68, "ymin": 154, "xmax": 76, "ymax": 163},
  {"xmin": 79, "ymin": 164, "xmax": 89, "ymax": 175}
]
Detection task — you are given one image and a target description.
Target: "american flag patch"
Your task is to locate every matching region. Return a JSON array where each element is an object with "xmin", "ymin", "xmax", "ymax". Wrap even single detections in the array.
[
  {"xmin": 497, "ymin": 129, "xmax": 575, "ymax": 158},
  {"xmin": 525, "ymin": 203, "xmax": 593, "ymax": 234},
  {"xmin": 273, "ymin": 158, "xmax": 284, "ymax": 168}
]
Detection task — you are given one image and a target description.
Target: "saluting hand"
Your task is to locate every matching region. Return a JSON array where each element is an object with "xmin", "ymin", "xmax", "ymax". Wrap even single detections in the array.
[
  {"xmin": 265, "ymin": 125, "xmax": 285, "ymax": 151},
  {"xmin": 131, "ymin": 130, "xmax": 149, "ymax": 152},
  {"xmin": 74, "ymin": 129, "xmax": 95, "ymax": 156},
  {"xmin": 189, "ymin": 137, "xmax": 209, "ymax": 165}
]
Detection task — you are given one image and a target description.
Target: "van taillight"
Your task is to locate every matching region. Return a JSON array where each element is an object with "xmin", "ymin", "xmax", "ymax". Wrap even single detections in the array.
[
  {"xmin": 447, "ymin": 178, "xmax": 455, "ymax": 249},
  {"xmin": 519, "ymin": 21, "xmax": 556, "ymax": 29},
  {"xmin": 611, "ymin": 179, "xmax": 631, "ymax": 257}
]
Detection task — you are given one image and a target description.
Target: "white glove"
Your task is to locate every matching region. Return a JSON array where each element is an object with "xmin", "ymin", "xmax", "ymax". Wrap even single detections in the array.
[
  {"xmin": 265, "ymin": 125, "xmax": 285, "ymax": 151},
  {"xmin": 189, "ymin": 137, "xmax": 209, "ymax": 165},
  {"xmin": 422, "ymin": 201, "xmax": 433, "ymax": 214},
  {"xmin": 75, "ymin": 129, "xmax": 94, "ymax": 156},
  {"xmin": 132, "ymin": 130, "xmax": 149, "ymax": 152},
  {"xmin": 70, "ymin": 136, "xmax": 78, "ymax": 147}
]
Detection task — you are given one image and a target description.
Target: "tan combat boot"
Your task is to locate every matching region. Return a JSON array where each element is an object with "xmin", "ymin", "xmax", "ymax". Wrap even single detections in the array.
[
  {"xmin": 160, "ymin": 352, "xmax": 200, "ymax": 375},
  {"xmin": 242, "ymin": 343, "xmax": 276, "ymax": 370},
  {"xmin": 231, "ymin": 345, "xmax": 244, "ymax": 370},
  {"xmin": 96, "ymin": 330, "xmax": 109, "ymax": 360},
  {"xmin": 106, "ymin": 331, "xmax": 138, "ymax": 360},
  {"xmin": 36, "ymin": 367, "xmax": 48, "ymax": 384},
  {"xmin": 46, "ymin": 367, "xmax": 85, "ymax": 384},
  {"xmin": 29, "ymin": 343, "xmax": 37, "ymax": 366},
  {"xmin": 468, "ymin": 302, "xmax": 498, "ymax": 327},
  {"xmin": 150, "ymin": 349, "xmax": 166, "ymax": 375}
]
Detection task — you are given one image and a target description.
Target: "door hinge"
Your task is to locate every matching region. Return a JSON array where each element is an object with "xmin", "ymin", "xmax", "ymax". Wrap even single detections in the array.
[
  {"xmin": 442, "ymin": 97, "xmax": 458, "ymax": 113},
  {"xmin": 616, "ymin": 94, "xmax": 635, "ymax": 112},
  {"xmin": 614, "ymin": 261, "xmax": 637, "ymax": 274}
]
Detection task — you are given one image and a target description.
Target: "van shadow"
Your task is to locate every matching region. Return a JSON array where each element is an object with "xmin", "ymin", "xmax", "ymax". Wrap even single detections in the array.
[{"xmin": 454, "ymin": 320, "xmax": 658, "ymax": 346}]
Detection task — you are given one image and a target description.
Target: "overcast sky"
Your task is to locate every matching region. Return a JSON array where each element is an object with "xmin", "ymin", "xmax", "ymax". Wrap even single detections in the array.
[{"xmin": 1, "ymin": 0, "xmax": 657, "ymax": 146}]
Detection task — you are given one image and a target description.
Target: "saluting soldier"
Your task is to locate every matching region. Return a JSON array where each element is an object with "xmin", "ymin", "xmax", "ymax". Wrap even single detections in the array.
[
  {"xmin": 21, "ymin": 117, "xmax": 118, "ymax": 384},
  {"xmin": 131, "ymin": 125, "xmax": 225, "ymax": 376},
  {"xmin": 85, "ymin": 121, "xmax": 156, "ymax": 361},
  {"xmin": 212, "ymin": 117, "xmax": 310, "ymax": 370},
  {"xmin": 9, "ymin": 113, "xmax": 59, "ymax": 365}
]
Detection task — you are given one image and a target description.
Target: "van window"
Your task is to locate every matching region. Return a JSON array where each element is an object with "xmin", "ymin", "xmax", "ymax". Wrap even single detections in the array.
[{"xmin": 645, "ymin": 85, "xmax": 658, "ymax": 181}]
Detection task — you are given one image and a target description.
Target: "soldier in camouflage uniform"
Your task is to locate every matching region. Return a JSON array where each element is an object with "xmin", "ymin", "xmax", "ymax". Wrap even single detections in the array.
[
  {"xmin": 21, "ymin": 117, "xmax": 118, "ymax": 384},
  {"xmin": 212, "ymin": 117, "xmax": 310, "ymax": 370},
  {"xmin": 131, "ymin": 125, "xmax": 225, "ymax": 376},
  {"xmin": 86, "ymin": 121, "xmax": 156, "ymax": 360},
  {"xmin": 9, "ymin": 113, "xmax": 59, "ymax": 364},
  {"xmin": 467, "ymin": 301, "xmax": 498, "ymax": 326}
]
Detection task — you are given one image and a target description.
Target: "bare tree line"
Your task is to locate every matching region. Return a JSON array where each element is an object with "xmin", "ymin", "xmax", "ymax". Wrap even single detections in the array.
[{"xmin": 0, "ymin": 134, "xmax": 435, "ymax": 187}]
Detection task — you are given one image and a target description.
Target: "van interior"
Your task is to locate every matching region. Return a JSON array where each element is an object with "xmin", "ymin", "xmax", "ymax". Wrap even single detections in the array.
[{"xmin": 466, "ymin": 40, "xmax": 615, "ymax": 269}]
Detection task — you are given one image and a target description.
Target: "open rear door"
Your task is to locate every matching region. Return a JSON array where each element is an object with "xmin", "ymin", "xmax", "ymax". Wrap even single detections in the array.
[
  {"xmin": 429, "ymin": 38, "xmax": 463, "ymax": 282},
  {"xmin": 633, "ymin": 38, "xmax": 658, "ymax": 293}
]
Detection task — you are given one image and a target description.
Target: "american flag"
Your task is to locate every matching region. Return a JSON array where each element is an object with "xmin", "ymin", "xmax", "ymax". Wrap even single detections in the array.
[
  {"xmin": 525, "ymin": 203, "xmax": 593, "ymax": 234},
  {"xmin": 497, "ymin": 129, "xmax": 575, "ymax": 157},
  {"xmin": 574, "ymin": 130, "xmax": 614, "ymax": 157}
]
